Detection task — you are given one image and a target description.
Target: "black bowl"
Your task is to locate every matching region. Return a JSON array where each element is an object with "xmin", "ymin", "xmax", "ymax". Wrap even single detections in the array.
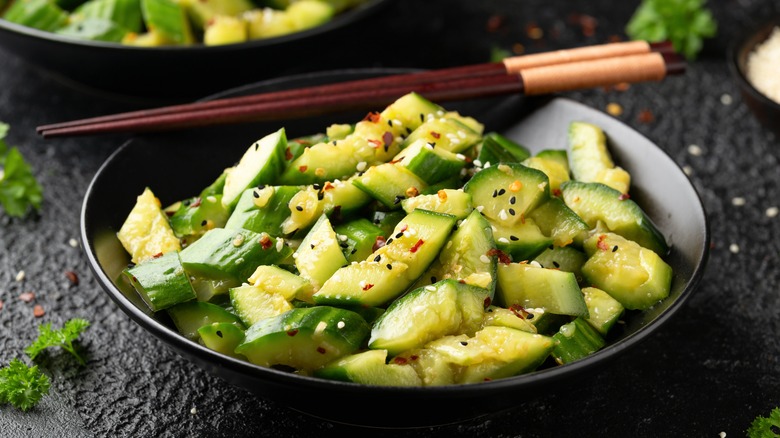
[
  {"xmin": 729, "ymin": 16, "xmax": 780, "ymax": 137},
  {"xmin": 81, "ymin": 70, "xmax": 710, "ymax": 428},
  {"xmin": 0, "ymin": 0, "xmax": 389, "ymax": 100}
]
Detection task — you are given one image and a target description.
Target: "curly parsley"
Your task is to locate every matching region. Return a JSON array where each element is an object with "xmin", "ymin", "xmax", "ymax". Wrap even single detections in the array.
[
  {"xmin": 748, "ymin": 407, "xmax": 780, "ymax": 438},
  {"xmin": 0, "ymin": 358, "xmax": 51, "ymax": 412},
  {"xmin": 0, "ymin": 122, "xmax": 43, "ymax": 218},
  {"xmin": 625, "ymin": 0, "xmax": 717, "ymax": 60},
  {"xmin": 25, "ymin": 318, "xmax": 91, "ymax": 365}
]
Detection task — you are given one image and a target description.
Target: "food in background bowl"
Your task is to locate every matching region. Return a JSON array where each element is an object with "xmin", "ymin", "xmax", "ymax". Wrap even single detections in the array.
[
  {"xmin": 0, "ymin": 0, "xmax": 366, "ymax": 46},
  {"xmin": 745, "ymin": 26, "xmax": 780, "ymax": 105}
]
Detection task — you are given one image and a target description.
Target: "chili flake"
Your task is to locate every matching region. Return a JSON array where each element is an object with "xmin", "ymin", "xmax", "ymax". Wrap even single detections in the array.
[
  {"xmin": 0, "ymin": 300, "xmax": 3, "ymax": 311},
  {"xmin": 638, "ymin": 109, "xmax": 655, "ymax": 124},
  {"xmin": 285, "ymin": 147, "xmax": 293, "ymax": 160},
  {"xmin": 298, "ymin": 165, "xmax": 308, "ymax": 173},
  {"xmin": 362, "ymin": 283, "xmax": 374, "ymax": 291},
  {"xmin": 487, "ymin": 248, "xmax": 512, "ymax": 264},
  {"xmin": 430, "ymin": 131, "xmax": 441, "ymax": 139},
  {"xmin": 393, "ymin": 356, "xmax": 408, "ymax": 365},
  {"xmin": 64, "ymin": 270, "xmax": 79, "ymax": 286},
  {"xmin": 383, "ymin": 131, "xmax": 394, "ymax": 148},
  {"xmin": 405, "ymin": 186, "xmax": 420, "ymax": 198},
  {"xmin": 19, "ymin": 292, "xmax": 35, "ymax": 303},
  {"xmin": 363, "ymin": 111, "xmax": 381, "ymax": 123},
  {"xmin": 259, "ymin": 235, "xmax": 273, "ymax": 250},
  {"xmin": 286, "ymin": 329, "xmax": 299, "ymax": 337},
  {"xmin": 509, "ymin": 304, "xmax": 529, "ymax": 319},
  {"xmin": 316, "ymin": 347, "xmax": 327, "ymax": 354},
  {"xmin": 409, "ymin": 239, "xmax": 425, "ymax": 253},
  {"xmin": 368, "ymin": 139, "xmax": 383, "ymax": 148},
  {"xmin": 33, "ymin": 305, "xmax": 45, "ymax": 318},
  {"xmin": 596, "ymin": 234, "xmax": 609, "ymax": 251},
  {"xmin": 509, "ymin": 180, "xmax": 523, "ymax": 192}
]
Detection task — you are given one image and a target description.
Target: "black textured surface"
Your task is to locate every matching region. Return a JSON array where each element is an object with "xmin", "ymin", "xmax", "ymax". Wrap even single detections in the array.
[{"xmin": 1, "ymin": 0, "xmax": 779, "ymax": 436}]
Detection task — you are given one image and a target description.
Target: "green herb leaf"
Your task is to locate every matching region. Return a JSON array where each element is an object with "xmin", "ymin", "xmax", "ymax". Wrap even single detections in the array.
[
  {"xmin": 25, "ymin": 318, "xmax": 91, "ymax": 365},
  {"xmin": 625, "ymin": 0, "xmax": 717, "ymax": 60},
  {"xmin": 0, "ymin": 122, "xmax": 43, "ymax": 218},
  {"xmin": 748, "ymin": 407, "xmax": 780, "ymax": 438},
  {"xmin": 0, "ymin": 358, "xmax": 51, "ymax": 411}
]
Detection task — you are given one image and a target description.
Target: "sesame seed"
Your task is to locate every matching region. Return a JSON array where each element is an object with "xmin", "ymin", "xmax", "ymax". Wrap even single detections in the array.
[
  {"xmin": 68, "ymin": 238, "xmax": 79, "ymax": 248},
  {"xmin": 731, "ymin": 197, "xmax": 746, "ymax": 206},
  {"xmin": 498, "ymin": 237, "xmax": 509, "ymax": 244},
  {"xmin": 729, "ymin": 243, "xmax": 740, "ymax": 253},
  {"xmin": 15, "ymin": 270, "xmax": 24, "ymax": 282},
  {"xmin": 766, "ymin": 206, "xmax": 779, "ymax": 217},
  {"xmin": 190, "ymin": 407, "xmax": 198, "ymax": 415},
  {"xmin": 687, "ymin": 144, "xmax": 703, "ymax": 156},
  {"xmin": 606, "ymin": 102, "xmax": 623, "ymax": 116},
  {"xmin": 425, "ymin": 285, "xmax": 436, "ymax": 292},
  {"xmin": 479, "ymin": 255, "xmax": 491, "ymax": 263},
  {"xmin": 720, "ymin": 94, "xmax": 733, "ymax": 105},
  {"xmin": 682, "ymin": 165, "xmax": 693, "ymax": 176},
  {"xmin": 356, "ymin": 161, "xmax": 367, "ymax": 172}
]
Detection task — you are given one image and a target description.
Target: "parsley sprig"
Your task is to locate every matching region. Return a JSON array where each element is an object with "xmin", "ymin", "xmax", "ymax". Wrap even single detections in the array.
[
  {"xmin": 0, "ymin": 122, "xmax": 43, "ymax": 218},
  {"xmin": 626, "ymin": 0, "xmax": 717, "ymax": 60},
  {"xmin": 0, "ymin": 318, "xmax": 90, "ymax": 411},
  {"xmin": 25, "ymin": 318, "xmax": 91, "ymax": 366},
  {"xmin": 748, "ymin": 407, "xmax": 780, "ymax": 438}
]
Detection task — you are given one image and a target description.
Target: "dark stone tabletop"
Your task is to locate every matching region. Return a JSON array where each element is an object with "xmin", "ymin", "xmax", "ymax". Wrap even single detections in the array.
[{"xmin": 1, "ymin": 0, "xmax": 779, "ymax": 436}]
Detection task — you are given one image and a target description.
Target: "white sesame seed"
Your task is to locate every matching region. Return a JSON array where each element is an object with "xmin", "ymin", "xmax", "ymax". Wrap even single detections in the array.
[
  {"xmin": 498, "ymin": 237, "xmax": 509, "ymax": 244},
  {"xmin": 15, "ymin": 270, "xmax": 25, "ymax": 282},
  {"xmin": 455, "ymin": 153, "xmax": 466, "ymax": 160},
  {"xmin": 476, "ymin": 205, "xmax": 484, "ymax": 212},
  {"xmin": 356, "ymin": 161, "xmax": 367, "ymax": 172},
  {"xmin": 479, "ymin": 255, "xmax": 491, "ymax": 264},
  {"xmin": 682, "ymin": 165, "xmax": 693, "ymax": 176},
  {"xmin": 498, "ymin": 209, "xmax": 508, "ymax": 220},
  {"xmin": 190, "ymin": 407, "xmax": 198, "ymax": 415},
  {"xmin": 720, "ymin": 94, "xmax": 733, "ymax": 105},
  {"xmin": 687, "ymin": 144, "xmax": 703, "ymax": 156},
  {"xmin": 425, "ymin": 285, "xmax": 436, "ymax": 291},
  {"xmin": 731, "ymin": 197, "xmax": 746, "ymax": 206},
  {"xmin": 473, "ymin": 159, "xmax": 483, "ymax": 167},
  {"xmin": 337, "ymin": 321, "xmax": 345, "ymax": 329},
  {"xmin": 729, "ymin": 243, "xmax": 740, "ymax": 254},
  {"xmin": 275, "ymin": 238, "xmax": 284, "ymax": 252},
  {"xmin": 338, "ymin": 234, "xmax": 348, "ymax": 241},
  {"xmin": 766, "ymin": 206, "xmax": 779, "ymax": 217},
  {"xmin": 68, "ymin": 238, "xmax": 78, "ymax": 248}
]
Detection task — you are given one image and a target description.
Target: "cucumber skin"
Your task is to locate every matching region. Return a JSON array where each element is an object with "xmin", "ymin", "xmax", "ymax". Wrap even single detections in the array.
[{"xmin": 124, "ymin": 251, "xmax": 196, "ymax": 312}]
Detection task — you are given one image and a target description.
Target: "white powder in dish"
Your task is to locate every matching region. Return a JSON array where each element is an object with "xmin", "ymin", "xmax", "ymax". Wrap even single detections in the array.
[{"xmin": 746, "ymin": 26, "xmax": 780, "ymax": 104}]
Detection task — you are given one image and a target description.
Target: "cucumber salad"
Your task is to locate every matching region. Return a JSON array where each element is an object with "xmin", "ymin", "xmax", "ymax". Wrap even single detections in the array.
[
  {"xmin": 1, "ymin": 0, "xmax": 366, "ymax": 46},
  {"xmin": 117, "ymin": 92, "xmax": 673, "ymax": 386}
]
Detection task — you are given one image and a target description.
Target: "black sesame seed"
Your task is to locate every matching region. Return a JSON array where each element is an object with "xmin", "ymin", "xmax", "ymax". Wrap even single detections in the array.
[
  {"xmin": 419, "ymin": 113, "xmax": 424, "ymax": 122},
  {"xmin": 492, "ymin": 189, "xmax": 498, "ymax": 198},
  {"xmin": 612, "ymin": 245, "xmax": 619, "ymax": 252},
  {"xmin": 509, "ymin": 196, "xmax": 516, "ymax": 205},
  {"xmin": 374, "ymin": 255, "xmax": 381, "ymax": 262},
  {"xmin": 553, "ymin": 261, "xmax": 560, "ymax": 268},
  {"xmin": 508, "ymin": 208, "xmax": 516, "ymax": 216},
  {"xmin": 498, "ymin": 188, "xmax": 506, "ymax": 196},
  {"xmin": 200, "ymin": 220, "xmax": 207, "ymax": 226},
  {"xmin": 460, "ymin": 341, "xmax": 468, "ymax": 346},
  {"xmin": 252, "ymin": 191, "xmax": 260, "ymax": 198},
  {"xmin": 295, "ymin": 206, "xmax": 303, "ymax": 211},
  {"xmin": 386, "ymin": 238, "xmax": 394, "ymax": 244},
  {"xmin": 216, "ymin": 331, "xmax": 223, "ymax": 338},
  {"xmin": 386, "ymin": 264, "xmax": 392, "ymax": 270},
  {"xmin": 395, "ymin": 232, "xmax": 404, "ymax": 239},
  {"xmin": 509, "ymin": 235, "xmax": 519, "ymax": 241},
  {"xmin": 430, "ymin": 276, "xmax": 437, "ymax": 283},
  {"xmin": 351, "ymin": 249, "xmax": 357, "ymax": 254}
]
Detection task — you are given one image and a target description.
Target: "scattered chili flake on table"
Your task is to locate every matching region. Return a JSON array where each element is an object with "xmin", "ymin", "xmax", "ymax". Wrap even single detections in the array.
[
  {"xmin": 526, "ymin": 22, "xmax": 544, "ymax": 39},
  {"xmin": 33, "ymin": 305, "xmax": 45, "ymax": 318},
  {"xmin": 614, "ymin": 82, "xmax": 631, "ymax": 92},
  {"xmin": 578, "ymin": 15, "xmax": 598, "ymax": 37},
  {"xmin": 64, "ymin": 271, "xmax": 79, "ymax": 286},
  {"xmin": 19, "ymin": 292, "xmax": 35, "ymax": 303},
  {"xmin": 486, "ymin": 14, "xmax": 506, "ymax": 33},
  {"xmin": 512, "ymin": 43, "xmax": 525, "ymax": 55},
  {"xmin": 606, "ymin": 103, "xmax": 623, "ymax": 116},
  {"xmin": 0, "ymin": 300, "xmax": 4, "ymax": 311},
  {"xmin": 637, "ymin": 109, "xmax": 655, "ymax": 123}
]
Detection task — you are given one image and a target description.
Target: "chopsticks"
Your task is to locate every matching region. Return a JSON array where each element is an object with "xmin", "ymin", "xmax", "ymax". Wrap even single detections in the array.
[{"xmin": 37, "ymin": 41, "xmax": 683, "ymax": 139}]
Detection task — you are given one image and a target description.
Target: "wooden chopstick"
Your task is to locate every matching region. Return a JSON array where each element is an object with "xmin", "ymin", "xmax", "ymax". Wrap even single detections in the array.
[{"xmin": 37, "ymin": 42, "xmax": 681, "ymax": 138}]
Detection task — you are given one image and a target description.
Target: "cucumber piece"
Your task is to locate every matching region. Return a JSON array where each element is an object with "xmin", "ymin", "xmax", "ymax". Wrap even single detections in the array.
[
  {"xmin": 551, "ymin": 317, "xmax": 606, "ymax": 365},
  {"xmin": 581, "ymin": 232, "xmax": 672, "ymax": 310},
  {"xmin": 524, "ymin": 307, "xmax": 571, "ymax": 336},
  {"xmin": 247, "ymin": 264, "xmax": 313, "ymax": 302},
  {"xmin": 482, "ymin": 305, "xmax": 537, "ymax": 333},
  {"xmin": 415, "ymin": 209, "xmax": 497, "ymax": 293},
  {"xmin": 169, "ymin": 194, "xmax": 230, "ymax": 241},
  {"xmin": 72, "ymin": 0, "xmax": 142, "ymax": 33},
  {"xmin": 235, "ymin": 306, "xmax": 371, "ymax": 372},
  {"xmin": 199, "ymin": 169, "xmax": 228, "ymax": 198},
  {"xmin": 567, "ymin": 121, "xmax": 630, "ymax": 194},
  {"xmin": 532, "ymin": 245, "xmax": 587, "ymax": 283},
  {"xmin": 190, "ymin": 276, "xmax": 238, "ymax": 302},
  {"xmin": 368, "ymin": 279, "xmax": 489, "ymax": 355},
  {"xmin": 179, "ymin": 228, "xmax": 292, "ymax": 284},
  {"xmin": 167, "ymin": 301, "xmax": 244, "ymax": 341},
  {"xmin": 560, "ymin": 180, "xmax": 668, "ymax": 255},
  {"xmin": 333, "ymin": 218, "xmax": 384, "ymax": 263},
  {"xmin": 123, "ymin": 251, "xmax": 196, "ymax": 312},
  {"xmin": 315, "ymin": 349, "xmax": 422, "ymax": 386},
  {"xmin": 491, "ymin": 218, "xmax": 552, "ymax": 262},
  {"xmin": 314, "ymin": 209, "xmax": 457, "ymax": 307},
  {"xmin": 370, "ymin": 209, "xmax": 405, "ymax": 238},
  {"xmin": 522, "ymin": 150, "xmax": 570, "ymax": 192},
  {"xmin": 401, "ymin": 117, "xmax": 482, "ymax": 153},
  {"xmin": 225, "ymin": 185, "xmax": 299, "ymax": 236},
  {"xmin": 203, "ymin": 14, "xmax": 248, "ymax": 45},
  {"xmin": 420, "ymin": 174, "xmax": 464, "ymax": 194},
  {"xmin": 3, "ymin": 0, "xmax": 69, "ymax": 32},
  {"xmin": 464, "ymin": 163, "xmax": 550, "ymax": 228},
  {"xmin": 197, "ymin": 322, "xmax": 246, "ymax": 358},
  {"xmin": 279, "ymin": 93, "xmax": 441, "ymax": 185},
  {"xmin": 281, "ymin": 176, "xmax": 371, "ymax": 235},
  {"xmin": 222, "ymin": 128, "xmax": 288, "ymax": 209},
  {"xmin": 496, "ymin": 262, "xmax": 589, "ymax": 317},
  {"xmin": 140, "ymin": 0, "xmax": 194, "ymax": 45},
  {"xmin": 425, "ymin": 326, "xmax": 554, "ymax": 384},
  {"xmin": 244, "ymin": 8, "xmax": 295, "ymax": 40},
  {"xmin": 294, "ymin": 214, "xmax": 348, "ymax": 290},
  {"xmin": 287, "ymin": 0, "xmax": 334, "ymax": 31},
  {"xmin": 229, "ymin": 284, "xmax": 293, "ymax": 326},
  {"xmin": 178, "ymin": 0, "xmax": 252, "ymax": 30},
  {"xmin": 117, "ymin": 187, "xmax": 181, "ymax": 264},
  {"xmin": 475, "ymin": 132, "xmax": 531, "ymax": 166},
  {"xmin": 393, "ymin": 348, "xmax": 456, "ymax": 386},
  {"xmin": 352, "ymin": 163, "xmax": 427, "ymax": 210},
  {"xmin": 394, "ymin": 139, "xmax": 467, "ymax": 184},
  {"xmin": 582, "ymin": 286, "xmax": 624, "ymax": 336},
  {"xmin": 526, "ymin": 196, "xmax": 589, "ymax": 247},
  {"xmin": 401, "ymin": 189, "xmax": 472, "ymax": 220},
  {"xmin": 55, "ymin": 18, "xmax": 129, "ymax": 42}
]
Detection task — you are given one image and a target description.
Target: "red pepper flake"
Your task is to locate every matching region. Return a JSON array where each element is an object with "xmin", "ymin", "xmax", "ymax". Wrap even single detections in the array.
[
  {"xmin": 483, "ymin": 297, "xmax": 492, "ymax": 309},
  {"xmin": 363, "ymin": 111, "xmax": 381, "ymax": 123},
  {"xmin": 382, "ymin": 131, "xmax": 394, "ymax": 149},
  {"xmin": 430, "ymin": 131, "xmax": 441, "ymax": 139},
  {"xmin": 638, "ymin": 109, "xmax": 655, "ymax": 124},
  {"xmin": 285, "ymin": 147, "xmax": 293, "ymax": 160},
  {"xmin": 372, "ymin": 236, "xmax": 386, "ymax": 251},
  {"xmin": 487, "ymin": 248, "xmax": 512, "ymax": 265},
  {"xmin": 525, "ymin": 22, "xmax": 543, "ymax": 40},
  {"xmin": 322, "ymin": 181, "xmax": 335, "ymax": 191},
  {"xmin": 259, "ymin": 235, "xmax": 273, "ymax": 250},
  {"xmin": 286, "ymin": 329, "xmax": 299, "ymax": 337},
  {"xmin": 578, "ymin": 14, "xmax": 597, "ymax": 37},
  {"xmin": 512, "ymin": 43, "xmax": 525, "ymax": 55},
  {"xmin": 486, "ymin": 14, "xmax": 506, "ymax": 33},
  {"xmin": 393, "ymin": 356, "xmax": 408, "ymax": 365},
  {"xmin": 509, "ymin": 304, "xmax": 529, "ymax": 319},
  {"xmin": 64, "ymin": 270, "xmax": 79, "ymax": 286},
  {"xmin": 596, "ymin": 234, "xmax": 609, "ymax": 251},
  {"xmin": 316, "ymin": 346, "xmax": 327, "ymax": 354},
  {"xmin": 608, "ymin": 34, "xmax": 623, "ymax": 43},
  {"xmin": 614, "ymin": 82, "xmax": 630, "ymax": 92},
  {"xmin": 520, "ymin": 213, "xmax": 526, "ymax": 224},
  {"xmin": 552, "ymin": 188, "xmax": 562, "ymax": 197},
  {"xmin": 190, "ymin": 198, "xmax": 202, "ymax": 208},
  {"xmin": 362, "ymin": 283, "xmax": 374, "ymax": 291},
  {"xmin": 398, "ymin": 224, "xmax": 408, "ymax": 233},
  {"xmin": 618, "ymin": 193, "xmax": 630, "ymax": 201},
  {"xmin": 367, "ymin": 139, "xmax": 383, "ymax": 149},
  {"xmin": 19, "ymin": 292, "xmax": 35, "ymax": 303},
  {"xmin": 0, "ymin": 300, "xmax": 4, "ymax": 311},
  {"xmin": 152, "ymin": 252, "xmax": 163, "ymax": 259},
  {"xmin": 409, "ymin": 239, "xmax": 425, "ymax": 253},
  {"xmin": 298, "ymin": 165, "xmax": 308, "ymax": 173},
  {"xmin": 33, "ymin": 304, "xmax": 45, "ymax": 318}
]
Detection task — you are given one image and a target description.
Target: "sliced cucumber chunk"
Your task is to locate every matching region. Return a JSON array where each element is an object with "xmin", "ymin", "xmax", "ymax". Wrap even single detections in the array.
[
  {"xmin": 222, "ymin": 128, "xmax": 288, "ymax": 209},
  {"xmin": 315, "ymin": 349, "xmax": 422, "ymax": 386},
  {"xmin": 167, "ymin": 301, "xmax": 244, "ymax": 341},
  {"xmin": 496, "ymin": 262, "xmax": 589, "ymax": 317},
  {"xmin": 294, "ymin": 214, "xmax": 348, "ymax": 290},
  {"xmin": 225, "ymin": 185, "xmax": 299, "ymax": 236},
  {"xmin": 198, "ymin": 322, "xmax": 246, "ymax": 358},
  {"xmin": 401, "ymin": 188, "xmax": 472, "ymax": 220},
  {"xmin": 567, "ymin": 121, "xmax": 630, "ymax": 194},
  {"xmin": 123, "ymin": 251, "xmax": 196, "ymax": 312},
  {"xmin": 551, "ymin": 317, "xmax": 606, "ymax": 365},
  {"xmin": 464, "ymin": 163, "xmax": 550, "ymax": 228}
]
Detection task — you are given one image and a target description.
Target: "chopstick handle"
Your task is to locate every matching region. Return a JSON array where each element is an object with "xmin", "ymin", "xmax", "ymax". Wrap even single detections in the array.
[
  {"xmin": 503, "ymin": 40, "xmax": 667, "ymax": 72},
  {"xmin": 520, "ymin": 52, "xmax": 673, "ymax": 96}
]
